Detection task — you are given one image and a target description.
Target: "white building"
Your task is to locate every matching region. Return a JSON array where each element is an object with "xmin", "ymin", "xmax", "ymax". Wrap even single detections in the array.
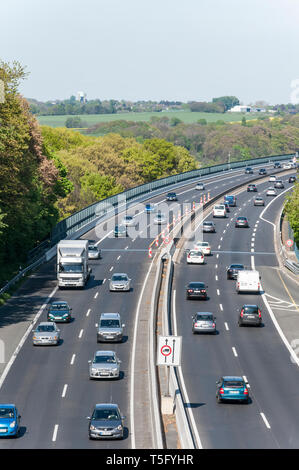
[
  {"xmin": 76, "ymin": 91, "xmax": 87, "ymax": 103},
  {"xmin": 229, "ymin": 105, "xmax": 267, "ymax": 113}
]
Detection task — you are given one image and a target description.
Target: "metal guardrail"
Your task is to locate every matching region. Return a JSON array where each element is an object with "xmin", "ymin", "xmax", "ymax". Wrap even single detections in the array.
[
  {"xmin": 284, "ymin": 259, "xmax": 299, "ymax": 274},
  {"xmin": 0, "ymin": 256, "xmax": 46, "ymax": 296}
]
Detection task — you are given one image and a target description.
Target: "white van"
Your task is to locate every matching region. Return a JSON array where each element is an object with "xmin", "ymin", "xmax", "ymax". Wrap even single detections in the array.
[
  {"xmin": 213, "ymin": 204, "xmax": 226, "ymax": 218},
  {"xmin": 236, "ymin": 270, "xmax": 260, "ymax": 294}
]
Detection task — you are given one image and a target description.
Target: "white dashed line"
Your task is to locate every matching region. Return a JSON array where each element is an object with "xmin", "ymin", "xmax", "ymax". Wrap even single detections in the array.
[
  {"xmin": 216, "ymin": 254, "xmax": 219, "ymax": 258},
  {"xmin": 232, "ymin": 347, "xmax": 238, "ymax": 357},
  {"xmin": 78, "ymin": 329, "xmax": 84, "ymax": 339},
  {"xmin": 218, "ymin": 245, "xmax": 221, "ymax": 249},
  {"xmin": 224, "ymin": 322, "xmax": 229, "ymax": 330},
  {"xmin": 220, "ymin": 237, "xmax": 223, "ymax": 241},
  {"xmin": 94, "ymin": 292, "xmax": 98, "ymax": 299},
  {"xmin": 260, "ymin": 413, "xmax": 271, "ymax": 429},
  {"xmin": 217, "ymin": 289, "xmax": 220, "ymax": 296},
  {"xmin": 243, "ymin": 376, "xmax": 250, "ymax": 388},
  {"xmin": 109, "ymin": 266, "xmax": 113, "ymax": 272},
  {"xmin": 215, "ymin": 275, "xmax": 218, "ymax": 281},
  {"xmin": 219, "ymin": 304, "xmax": 223, "ymax": 311},
  {"xmin": 70, "ymin": 354, "xmax": 76, "ymax": 365},
  {"xmin": 86, "ymin": 309, "xmax": 91, "ymax": 317},
  {"xmin": 103, "ymin": 278, "xmax": 106, "ymax": 284},
  {"xmin": 61, "ymin": 384, "xmax": 68, "ymax": 398},
  {"xmin": 52, "ymin": 425, "xmax": 59, "ymax": 442},
  {"xmin": 215, "ymin": 264, "xmax": 218, "ymax": 269},
  {"xmin": 117, "ymin": 255, "xmax": 121, "ymax": 260}
]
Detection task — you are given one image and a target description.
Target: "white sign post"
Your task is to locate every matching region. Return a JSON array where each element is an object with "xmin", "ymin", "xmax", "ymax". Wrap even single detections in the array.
[{"xmin": 157, "ymin": 336, "xmax": 182, "ymax": 398}]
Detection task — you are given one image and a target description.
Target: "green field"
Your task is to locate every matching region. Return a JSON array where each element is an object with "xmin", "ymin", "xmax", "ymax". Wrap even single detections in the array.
[{"xmin": 37, "ymin": 110, "xmax": 262, "ymax": 128}]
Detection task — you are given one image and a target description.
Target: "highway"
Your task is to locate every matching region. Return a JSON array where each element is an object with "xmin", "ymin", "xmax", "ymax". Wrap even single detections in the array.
[
  {"xmin": 0, "ymin": 163, "xmax": 296, "ymax": 448},
  {"xmin": 173, "ymin": 171, "xmax": 299, "ymax": 448}
]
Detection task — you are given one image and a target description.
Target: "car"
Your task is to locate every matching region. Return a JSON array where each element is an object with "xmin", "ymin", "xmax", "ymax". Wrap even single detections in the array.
[
  {"xmin": 247, "ymin": 184, "xmax": 257, "ymax": 192},
  {"xmin": 87, "ymin": 403, "xmax": 125, "ymax": 440},
  {"xmin": 269, "ymin": 175, "xmax": 277, "ymax": 182},
  {"xmin": 32, "ymin": 322, "xmax": 60, "ymax": 346},
  {"xmin": 236, "ymin": 270, "xmax": 260, "ymax": 294},
  {"xmin": 186, "ymin": 282, "xmax": 208, "ymax": 300},
  {"xmin": 95, "ymin": 313, "xmax": 125, "ymax": 343},
  {"xmin": 154, "ymin": 213, "xmax": 167, "ymax": 225},
  {"xmin": 194, "ymin": 241, "xmax": 211, "ymax": 255},
  {"xmin": 109, "ymin": 273, "xmax": 131, "ymax": 292},
  {"xmin": 273, "ymin": 162, "xmax": 281, "ymax": 169},
  {"xmin": 258, "ymin": 168, "xmax": 267, "ymax": 175},
  {"xmin": 121, "ymin": 215, "xmax": 136, "ymax": 227},
  {"xmin": 192, "ymin": 312, "xmax": 216, "ymax": 334},
  {"xmin": 166, "ymin": 192, "xmax": 178, "ymax": 201},
  {"xmin": 283, "ymin": 162, "xmax": 292, "ymax": 169},
  {"xmin": 47, "ymin": 301, "xmax": 72, "ymax": 323},
  {"xmin": 0, "ymin": 404, "xmax": 21, "ymax": 437},
  {"xmin": 238, "ymin": 304, "xmax": 262, "ymax": 327},
  {"xmin": 226, "ymin": 264, "xmax": 245, "ymax": 280},
  {"xmin": 114, "ymin": 225, "xmax": 127, "ymax": 237},
  {"xmin": 88, "ymin": 351, "xmax": 121, "ymax": 379},
  {"xmin": 289, "ymin": 176, "xmax": 296, "ymax": 183},
  {"xmin": 244, "ymin": 167, "xmax": 253, "ymax": 174},
  {"xmin": 253, "ymin": 196, "xmax": 265, "ymax": 206},
  {"xmin": 224, "ymin": 195, "xmax": 236, "ymax": 207},
  {"xmin": 145, "ymin": 203, "xmax": 156, "ymax": 213},
  {"xmin": 202, "ymin": 221, "xmax": 216, "ymax": 233},
  {"xmin": 216, "ymin": 376, "xmax": 249, "ymax": 403},
  {"xmin": 187, "ymin": 250, "xmax": 205, "ymax": 264},
  {"xmin": 274, "ymin": 180, "xmax": 284, "ymax": 189},
  {"xmin": 266, "ymin": 187, "xmax": 277, "ymax": 196},
  {"xmin": 235, "ymin": 216, "xmax": 249, "ymax": 228},
  {"xmin": 213, "ymin": 204, "xmax": 226, "ymax": 218},
  {"xmin": 88, "ymin": 244, "xmax": 101, "ymax": 259},
  {"xmin": 195, "ymin": 182, "xmax": 205, "ymax": 190},
  {"xmin": 224, "ymin": 202, "xmax": 230, "ymax": 213}
]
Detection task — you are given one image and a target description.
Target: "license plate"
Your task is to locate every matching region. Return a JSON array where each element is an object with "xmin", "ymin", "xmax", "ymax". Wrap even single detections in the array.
[
  {"xmin": 105, "ymin": 336, "xmax": 114, "ymax": 339},
  {"xmin": 100, "ymin": 431, "xmax": 112, "ymax": 436},
  {"xmin": 100, "ymin": 372, "xmax": 109, "ymax": 376},
  {"xmin": 229, "ymin": 391, "xmax": 239, "ymax": 394},
  {"xmin": 0, "ymin": 429, "xmax": 7, "ymax": 433},
  {"xmin": 247, "ymin": 315, "xmax": 255, "ymax": 318}
]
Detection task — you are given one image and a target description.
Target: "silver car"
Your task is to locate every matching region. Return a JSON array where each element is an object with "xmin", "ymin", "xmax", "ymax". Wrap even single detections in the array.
[
  {"xmin": 196, "ymin": 182, "xmax": 205, "ymax": 190},
  {"xmin": 88, "ymin": 244, "xmax": 101, "ymax": 259},
  {"xmin": 33, "ymin": 322, "xmax": 60, "ymax": 346},
  {"xmin": 121, "ymin": 215, "xmax": 136, "ymax": 227},
  {"xmin": 96, "ymin": 313, "xmax": 125, "ymax": 343},
  {"xmin": 154, "ymin": 213, "xmax": 167, "ymax": 225},
  {"xmin": 89, "ymin": 351, "xmax": 121, "ymax": 379},
  {"xmin": 192, "ymin": 312, "xmax": 216, "ymax": 334},
  {"xmin": 87, "ymin": 403, "xmax": 125, "ymax": 440},
  {"xmin": 109, "ymin": 273, "xmax": 131, "ymax": 292},
  {"xmin": 266, "ymin": 187, "xmax": 277, "ymax": 196}
]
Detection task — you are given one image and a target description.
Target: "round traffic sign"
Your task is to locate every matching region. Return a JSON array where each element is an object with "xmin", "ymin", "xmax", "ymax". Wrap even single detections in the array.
[
  {"xmin": 161, "ymin": 344, "xmax": 172, "ymax": 357},
  {"xmin": 286, "ymin": 239, "xmax": 294, "ymax": 248}
]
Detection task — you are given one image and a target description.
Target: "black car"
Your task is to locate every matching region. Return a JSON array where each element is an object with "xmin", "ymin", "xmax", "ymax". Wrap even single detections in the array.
[
  {"xmin": 273, "ymin": 162, "xmax": 281, "ymax": 169},
  {"xmin": 226, "ymin": 264, "xmax": 245, "ymax": 280},
  {"xmin": 224, "ymin": 202, "xmax": 230, "ymax": 213},
  {"xmin": 235, "ymin": 216, "xmax": 249, "ymax": 228},
  {"xmin": 166, "ymin": 192, "xmax": 178, "ymax": 201},
  {"xmin": 186, "ymin": 282, "xmax": 208, "ymax": 300},
  {"xmin": 202, "ymin": 221, "xmax": 216, "ymax": 233},
  {"xmin": 238, "ymin": 304, "xmax": 262, "ymax": 327},
  {"xmin": 245, "ymin": 167, "xmax": 253, "ymax": 174},
  {"xmin": 259, "ymin": 168, "xmax": 267, "ymax": 175},
  {"xmin": 289, "ymin": 176, "xmax": 296, "ymax": 183},
  {"xmin": 47, "ymin": 301, "xmax": 72, "ymax": 323},
  {"xmin": 247, "ymin": 184, "xmax": 257, "ymax": 192}
]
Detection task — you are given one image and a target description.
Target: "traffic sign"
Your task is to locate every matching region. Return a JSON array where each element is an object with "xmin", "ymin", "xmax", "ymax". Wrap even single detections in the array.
[
  {"xmin": 286, "ymin": 239, "xmax": 294, "ymax": 248},
  {"xmin": 157, "ymin": 336, "xmax": 182, "ymax": 366}
]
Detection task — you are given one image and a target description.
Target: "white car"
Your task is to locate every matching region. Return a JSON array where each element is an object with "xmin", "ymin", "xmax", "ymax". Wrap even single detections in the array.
[
  {"xmin": 154, "ymin": 213, "xmax": 167, "ymax": 225},
  {"xmin": 121, "ymin": 215, "xmax": 136, "ymax": 226},
  {"xmin": 269, "ymin": 175, "xmax": 276, "ymax": 182},
  {"xmin": 266, "ymin": 187, "xmax": 277, "ymax": 196},
  {"xmin": 195, "ymin": 182, "xmax": 205, "ymax": 190},
  {"xmin": 194, "ymin": 241, "xmax": 211, "ymax": 255},
  {"xmin": 187, "ymin": 250, "xmax": 205, "ymax": 264},
  {"xmin": 212, "ymin": 204, "xmax": 226, "ymax": 218},
  {"xmin": 283, "ymin": 163, "xmax": 292, "ymax": 169}
]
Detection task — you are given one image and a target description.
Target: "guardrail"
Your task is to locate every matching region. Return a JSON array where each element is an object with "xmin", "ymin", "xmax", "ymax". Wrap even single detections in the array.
[{"xmin": 284, "ymin": 259, "xmax": 299, "ymax": 274}]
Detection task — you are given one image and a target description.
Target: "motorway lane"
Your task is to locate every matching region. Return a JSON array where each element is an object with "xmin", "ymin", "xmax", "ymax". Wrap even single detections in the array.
[
  {"xmin": 0, "ymin": 163, "xmax": 291, "ymax": 449},
  {"xmin": 174, "ymin": 172, "xmax": 299, "ymax": 448}
]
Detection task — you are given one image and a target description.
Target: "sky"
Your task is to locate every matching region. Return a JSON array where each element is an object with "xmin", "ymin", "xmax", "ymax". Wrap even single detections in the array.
[{"xmin": 1, "ymin": 0, "xmax": 299, "ymax": 104}]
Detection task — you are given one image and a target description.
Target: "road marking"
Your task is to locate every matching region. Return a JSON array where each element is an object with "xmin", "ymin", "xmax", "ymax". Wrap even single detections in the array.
[
  {"xmin": 218, "ymin": 245, "xmax": 221, "ymax": 249},
  {"xmin": 251, "ymin": 256, "xmax": 255, "ymax": 270},
  {"xmin": 260, "ymin": 413, "xmax": 271, "ymax": 429},
  {"xmin": 94, "ymin": 292, "xmax": 98, "ymax": 299},
  {"xmin": 78, "ymin": 329, "xmax": 84, "ymax": 339},
  {"xmin": 117, "ymin": 255, "xmax": 121, "ymax": 260},
  {"xmin": 251, "ymin": 248, "xmax": 254, "ymax": 252},
  {"xmin": 52, "ymin": 424, "xmax": 59, "ymax": 442},
  {"xmin": 223, "ymin": 230, "xmax": 226, "ymax": 234},
  {"xmin": 276, "ymin": 270, "xmax": 299, "ymax": 314},
  {"xmin": 86, "ymin": 308, "xmax": 91, "ymax": 317},
  {"xmin": 70, "ymin": 354, "xmax": 76, "ymax": 365},
  {"xmin": 125, "ymin": 246, "xmax": 129, "ymax": 250},
  {"xmin": 215, "ymin": 275, "xmax": 218, "ymax": 281},
  {"xmin": 103, "ymin": 278, "xmax": 106, "ymax": 284},
  {"xmin": 62, "ymin": 384, "xmax": 68, "ymax": 398},
  {"xmin": 216, "ymin": 254, "xmax": 219, "ymax": 258},
  {"xmin": 251, "ymin": 243, "xmax": 255, "ymax": 248},
  {"xmin": 215, "ymin": 264, "xmax": 218, "ymax": 269},
  {"xmin": 109, "ymin": 266, "xmax": 113, "ymax": 272},
  {"xmin": 227, "ymin": 223, "xmax": 229, "ymax": 227},
  {"xmin": 220, "ymin": 237, "xmax": 223, "ymax": 241},
  {"xmin": 224, "ymin": 322, "xmax": 229, "ymax": 330},
  {"xmin": 217, "ymin": 289, "xmax": 220, "ymax": 296},
  {"xmin": 232, "ymin": 347, "xmax": 238, "ymax": 357},
  {"xmin": 243, "ymin": 376, "xmax": 250, "ymax": 388},
  {"xmin": 220, "ymin": 304, "xmax": 223, "ymax": 311}
]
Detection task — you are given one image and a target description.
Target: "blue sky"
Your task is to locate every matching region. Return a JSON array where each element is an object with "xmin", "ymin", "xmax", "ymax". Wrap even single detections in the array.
[{"xmin": 1, "ymin": 0, "xmax": 299, "ymax": 104}]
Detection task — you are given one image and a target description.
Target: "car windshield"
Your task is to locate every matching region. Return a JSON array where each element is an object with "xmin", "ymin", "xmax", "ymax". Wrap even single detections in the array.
[
  {"xmin": 243, "ymin": 306, "xmax": 259, "ymax": 314},
  {"xmin": 215, "ymin": 205, "xmax": 224, "ymax": 210},
  {"xmin": 100, "ymin": 320, "xmax": 120, "ymax": 328},
  {"xmin": 93, "ymin": 355, "xmax": 116, "ymax": 364},
  {"xmin": 59, "ymin": 263, "xmax": 83, "ymax": 273},
  {"xmin": 224, "ymin": 381, "xmax": 244, "ymax": 388},
  {"xmin": 189, "ymin": 282, "xmax": 205, "ymax": 288},
  {"xmin": 112, "ymin": 275, "xmax": 128, "ymax": 281},
  {"xmin": 196, "ymin": 314, "xmax": 213, "ymax": 321},
  {"xmin": 230, "ymin": 264, "xmax": 244, "ymax": 269},
  {"xmin": 197, "ymin": 242, "xmax": 209, "ymax": 247},
  {"xmin": 237, "ymin": 217, "xmax": 247, "ymax": 220},
  {"xmin": 204, "ymin": 222, "xmax": 213, "ymax": 226},
  {"xmin": 50, "ymin": 304, "xmax": 68, "ymax": 310},
  {"xmin": 37, "ymin": 325, "xmax": 55, "ymax": 332},
  {"xmin": 189, "ymin": 251, "xmax": 202, "ymax": 256},
  {"xmin": 0, "ymin": 408, "xmax": 14, "ymax": 418},
  {"xmin": 92, "ymin": 409, "xmax": 120, "ymax": 421},
  {"xmin": 89, "ymin": 246, "xmax": 97, "ymax": 251}
]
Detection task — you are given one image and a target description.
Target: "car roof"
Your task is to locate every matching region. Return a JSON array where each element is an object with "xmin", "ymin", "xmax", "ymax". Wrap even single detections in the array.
[
  {"xmin": 38, "ymin": 322, "xmax": 56, "ymax": 326},
  {"xmin": 243, "ymin": 304, "xmax": 258, "ymax": 308},
  {"xmin": 188, "ymin": 281, "xmax": 205, "ymax": 285},
  {"xmin": 95, "ymin": 403, "xmax": 119, "ymax": 410},
  {"xmin": 112, "ymin": 272, "xmax": 128, "ymax": 277},
  {"xmin": 222, "ymin": 376, "xmax": 244, "ymax": 381},
  {"xmin": 51, "ymin": 301, "xmax": 68, "ymax": 306},
  {"xmin": 100, "ymin": 313, "xmax": 120, "ymax": 319},
  {"xmin": 196, "ymin": 312, "xmax": 213, "ymax": 316},
  {"xmin": 95, "ymin": 350, "xmax": 115, "ymax": 356},
  {"xmin": 229, "ymin": 264, "xmax": 244, "ymax": 267},
  {"xmin": 0, "ymin": 404, "xmax": 16, "ymax": 408}
]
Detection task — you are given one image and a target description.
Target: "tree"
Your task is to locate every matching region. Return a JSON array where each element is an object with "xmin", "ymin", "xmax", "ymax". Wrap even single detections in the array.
[
  {"xmin": 284, "ymin": 182, "xmax": 299, "ymax": 246},
  {"xmin": 212, "ymin": 96, "xmax": 240, "ymax": 111}
]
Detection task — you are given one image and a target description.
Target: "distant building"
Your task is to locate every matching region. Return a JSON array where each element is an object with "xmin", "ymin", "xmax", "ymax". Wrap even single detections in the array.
[
  {"xmin": 228, "ymin": 105, "xmax": 266, "ymax": 113},
  {"xmin": 76, "ymin": 91, "xmax": 87, "ymax": 103}
]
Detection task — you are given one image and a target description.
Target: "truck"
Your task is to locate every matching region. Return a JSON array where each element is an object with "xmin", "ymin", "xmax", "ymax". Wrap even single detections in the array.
[
  {"xmin": 57, "ymin": 240, "xmax": 91, "ymax": 289},
  {"xmin": 236, "ymin": 270, "xmax": 260, "ymax": 294},
  {"xmin": 224, "ymin": 195, "xmax": 237, "ymax": 207}
]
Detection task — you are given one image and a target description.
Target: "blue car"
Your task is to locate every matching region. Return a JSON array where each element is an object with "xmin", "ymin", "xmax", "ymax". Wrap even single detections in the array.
[
  {"xmin": 145, "ymin": 203, "xmax": 156, "ymax": 213},
  {"xmin": 216, "ymin": 376, "xmax": 249, "ymax": 403},
  {"xmin": 0, "ymin": 404, "xmax": 21, "ymax": 437},
  {"xmin": 224, "ymin": 195, "xmax": 236, "ymax": 207}
]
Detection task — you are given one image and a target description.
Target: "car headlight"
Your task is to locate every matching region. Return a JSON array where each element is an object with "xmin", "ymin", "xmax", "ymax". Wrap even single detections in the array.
[
  {"xmin": 116, "ymin": 425, "xmax": 122, "ymax": 431},
  {"xmin": 9, "ymin": 421, "xmax": 16, "ymax": 428},
  {"xmin": 112, "ymin": 367, "xmax": 118, "ymax": 371},
  {"xmin": 53, "ymin": 336, "xmax": 58, "ymax": 340},
  {"xmin": 90, "ymin": 425, "xmax": 96, "ymax": 431},
  {"xmin": 91, "ymin": 368, "xmax": 98, "ymax": 373}
]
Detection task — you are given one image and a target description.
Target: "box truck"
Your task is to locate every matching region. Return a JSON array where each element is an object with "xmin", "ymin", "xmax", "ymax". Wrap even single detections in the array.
[
  {"xmin": 57, "ymin": 240, "xmax": 91, "ymax": 288},
  {"xmin": 236, "ymin": 270, "xmax": 260, "ymax": 294}
]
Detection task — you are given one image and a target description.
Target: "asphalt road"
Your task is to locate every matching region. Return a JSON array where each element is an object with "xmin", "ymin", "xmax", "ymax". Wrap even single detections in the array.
[
  {"xmin": 0, "ymin": 163, "xmax": 293, "ymax": 448},
  {"xmin": 173, "ymin": 171, "xmax": 299, "ymax": 448}
]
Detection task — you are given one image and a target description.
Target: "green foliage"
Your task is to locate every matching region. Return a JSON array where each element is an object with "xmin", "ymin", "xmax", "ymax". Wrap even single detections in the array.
[
  {"xmin": 284, "ymin": 182, "xmax": 299, "ymax": 246},
  {"xmin": 212, "ymin": 96, "xmax": 240, "ymax": 111},
  {"xmin": 65, "ymin": 116, "xmax": 88, "ymax": 128}
]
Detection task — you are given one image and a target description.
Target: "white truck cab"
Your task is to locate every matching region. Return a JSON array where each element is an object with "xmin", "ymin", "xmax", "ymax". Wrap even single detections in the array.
[{"xmin": 236, "ymin": 270, "xmax": 260, "ymax": 294}]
